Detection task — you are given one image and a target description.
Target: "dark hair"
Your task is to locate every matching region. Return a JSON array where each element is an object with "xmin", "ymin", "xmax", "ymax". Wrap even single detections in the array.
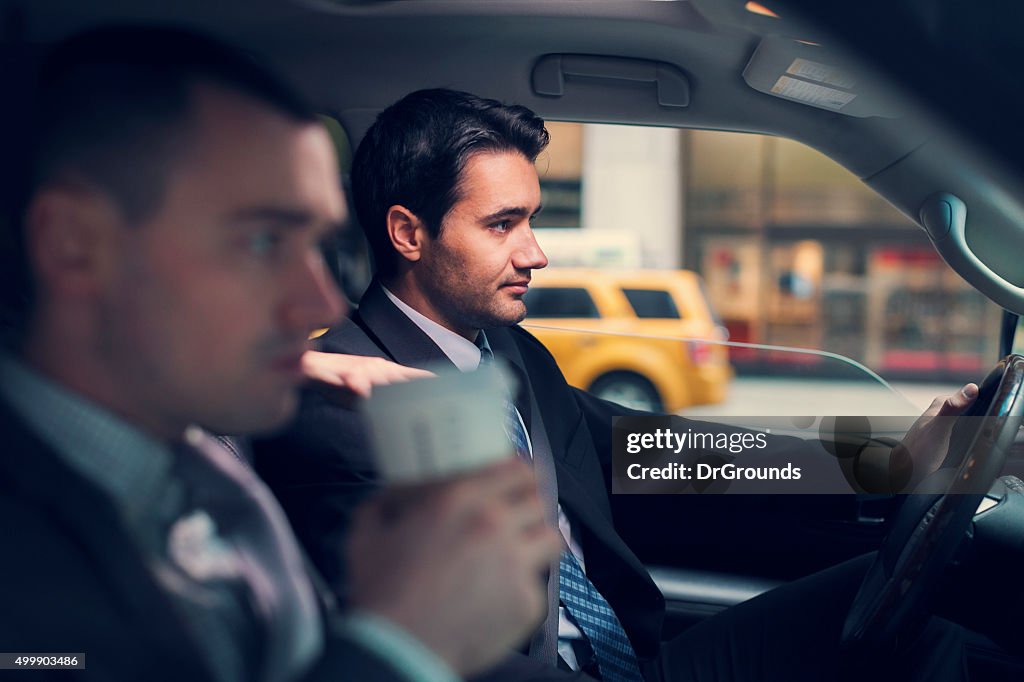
[
  {"xmin": 31, "ymin": 25, "xmax": 317, "ymax": 221},
  {"xmin": 1, "ymin": 25, "xmax": 317, "ymax": 348},
  {"xmin": 350, "ymin": 88, "xmax": 549, "ymax": 278}
]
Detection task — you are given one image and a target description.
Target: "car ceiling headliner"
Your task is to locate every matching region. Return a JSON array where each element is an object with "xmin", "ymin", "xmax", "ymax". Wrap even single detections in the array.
[
  {"xmin": 6, "ymin": 0, "xmax": 926, "ymax": 176},
  {"xmin": 7, "ymin": 0, "xmax": 1024, "ymax": 311}
]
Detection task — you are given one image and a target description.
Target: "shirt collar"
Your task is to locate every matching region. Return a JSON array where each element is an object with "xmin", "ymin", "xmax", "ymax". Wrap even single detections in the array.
[
  {"xmin": 381, "ymin": 285, "xmax": 483, "ymax": 372},
  {"xmin": 0, "ymin": 354, "xmax": 175, "ymax": 527}
]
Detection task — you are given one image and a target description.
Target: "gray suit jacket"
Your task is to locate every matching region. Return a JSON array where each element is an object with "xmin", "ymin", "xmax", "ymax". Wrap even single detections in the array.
[{"xmin": 0, "ymin": 395, "xmax": 412, "ymax": 682}]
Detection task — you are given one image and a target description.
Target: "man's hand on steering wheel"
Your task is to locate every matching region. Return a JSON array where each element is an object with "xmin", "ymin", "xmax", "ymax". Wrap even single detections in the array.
[
  {"xmin": 893, "ymin": 382, "xmax": 979, "ymax": 488},
  {"xmin": 843, "ymin": 355, "xmax": 1024, "ymax": 652}
]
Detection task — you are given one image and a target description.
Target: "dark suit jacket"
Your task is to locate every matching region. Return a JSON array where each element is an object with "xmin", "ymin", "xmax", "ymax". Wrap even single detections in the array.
[
  {"xmin": 254, "ymin": 281, "xmax": 667, "ymax": 676},
  {"xmin": 0, "ymin": 397, "xmax": 410, "ymax": 682}
]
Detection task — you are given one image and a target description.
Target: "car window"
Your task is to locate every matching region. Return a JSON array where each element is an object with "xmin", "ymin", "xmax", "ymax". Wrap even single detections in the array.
[
  {"xmin": 523, "ymin": 286, "xmax": 600, "ymax": 318},
  {"xmin": 528, "ymin": 124, "xmax": 1002, "ymax": 417},
  {"xmin": 622, "ymin": 288, "xmax": 681, "ymax": 319}
]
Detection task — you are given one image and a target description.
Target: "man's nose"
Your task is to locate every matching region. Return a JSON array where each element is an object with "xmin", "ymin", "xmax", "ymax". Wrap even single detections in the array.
[
  {"xmin": 512, "ymin": 228, "xmax": 548, "ymax": 271},
  {"xmin": 280, "ymin": 249, "xmax": 347, "ymax": 333}
]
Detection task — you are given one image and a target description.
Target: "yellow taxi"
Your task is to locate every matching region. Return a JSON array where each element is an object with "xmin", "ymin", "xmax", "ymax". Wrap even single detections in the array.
[{"xmin": 522, "ymin": 268, "xmax": 732, "ymax": 412}]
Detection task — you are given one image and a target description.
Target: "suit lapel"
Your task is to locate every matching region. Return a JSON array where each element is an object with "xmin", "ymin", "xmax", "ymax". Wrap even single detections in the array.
[{"xmin": 351, "ymin": 281, "xmax": 457, "ymax": 371}]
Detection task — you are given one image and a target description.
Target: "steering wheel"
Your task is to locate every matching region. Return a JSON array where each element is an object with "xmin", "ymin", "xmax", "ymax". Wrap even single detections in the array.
[{"xmin": 842, "ymin": 354, "xmax": 1024, "ymax": 651}]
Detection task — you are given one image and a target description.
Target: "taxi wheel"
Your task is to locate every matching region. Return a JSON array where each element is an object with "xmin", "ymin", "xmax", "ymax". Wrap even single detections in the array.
[{"xmin": 590, "ymin": 372, "xmax": 663, "ymax": 413}]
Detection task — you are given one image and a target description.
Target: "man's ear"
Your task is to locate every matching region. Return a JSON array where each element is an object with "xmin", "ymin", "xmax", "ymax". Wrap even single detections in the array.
[
  {"xmin": 386, "ymin": 205, "xmax": 428, "ymax": 264},
  {"xmin": 25, "ymin": 184, "xmax": 122, "ymax": 299}
]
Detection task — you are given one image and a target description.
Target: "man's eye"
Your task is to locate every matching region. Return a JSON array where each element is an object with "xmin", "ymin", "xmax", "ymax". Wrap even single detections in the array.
[
  {"xmin": 247, "ymin": 230, "xmax": 284, "ymax": 257},
  {"xmin": 491, "ymin": 220, "xmax": 512, "ymax": 232}
]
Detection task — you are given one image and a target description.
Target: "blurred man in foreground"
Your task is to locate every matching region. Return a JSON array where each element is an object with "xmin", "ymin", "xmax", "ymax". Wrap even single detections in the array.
[{"xmin": 0, "ymin": 27, "xmax": 559, "ymax": 681}]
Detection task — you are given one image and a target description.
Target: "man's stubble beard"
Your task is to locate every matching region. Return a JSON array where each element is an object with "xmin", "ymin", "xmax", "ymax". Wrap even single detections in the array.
[{"xmin": 420, "ymin": 249, "xmax": 527, "ymax": 333}]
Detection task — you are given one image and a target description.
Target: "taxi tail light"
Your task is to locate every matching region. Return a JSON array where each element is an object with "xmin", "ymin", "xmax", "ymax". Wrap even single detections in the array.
[{"xmin": 688, "ymin": 340, "xmax": 714, "ymax": 365}]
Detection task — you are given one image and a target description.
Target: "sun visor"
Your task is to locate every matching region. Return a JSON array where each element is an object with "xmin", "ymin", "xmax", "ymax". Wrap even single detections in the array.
[{"xmin": 743, "ymin": 36, "xmax": 900, "ymax": 118}]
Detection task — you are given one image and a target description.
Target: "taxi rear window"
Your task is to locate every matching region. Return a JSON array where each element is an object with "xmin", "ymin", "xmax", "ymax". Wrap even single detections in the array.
[
  {"xmin": 525, "ymin": 287, "xmax": 600, "ymax": 318},
  {"xmin": 621, "ymin": 288, "xmax": 681, "ymax": 319}
]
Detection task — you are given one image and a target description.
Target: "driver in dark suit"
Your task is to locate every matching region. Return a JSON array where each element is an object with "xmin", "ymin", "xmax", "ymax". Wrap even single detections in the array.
[{"xmin": 254, "ymin": 88, "xmax": 977, "ymax": 681}]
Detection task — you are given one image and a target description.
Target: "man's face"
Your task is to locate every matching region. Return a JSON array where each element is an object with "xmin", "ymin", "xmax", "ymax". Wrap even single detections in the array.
[
  {"xmin": 95, "ymin": 86, "xmax": 345, "ymax": 437},
  {"xmin": 413, "ymin": 151, "xmax": 547, "ymax": 337}
]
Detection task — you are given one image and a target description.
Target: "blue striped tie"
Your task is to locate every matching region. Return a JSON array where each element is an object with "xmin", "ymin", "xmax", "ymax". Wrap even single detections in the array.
[
  {"xmin": 476, "ymin": 333, "xmax": 643, "ymax": 681},
  {"xmin": 558, "ymin": 550, "xmax": 643, "ymax": 681}
]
